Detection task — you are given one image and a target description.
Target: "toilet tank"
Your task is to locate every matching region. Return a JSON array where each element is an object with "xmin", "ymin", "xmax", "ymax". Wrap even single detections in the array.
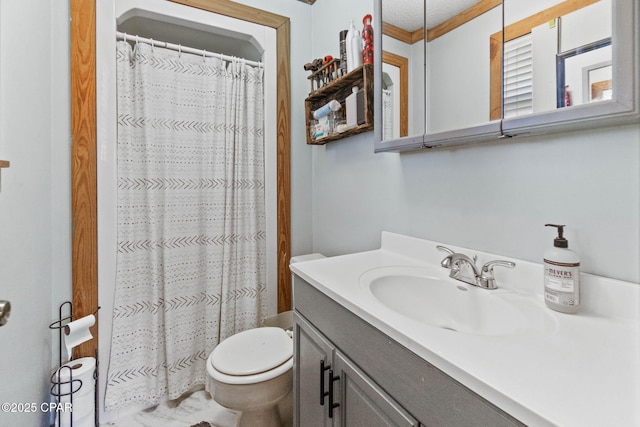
[
  {"xmin": 290, "ymin": 253, "xmax": 325, "ymax": 264},
  {"xmin": 263, "ymin": 253, "xmax": 326, "ymax": 330}
]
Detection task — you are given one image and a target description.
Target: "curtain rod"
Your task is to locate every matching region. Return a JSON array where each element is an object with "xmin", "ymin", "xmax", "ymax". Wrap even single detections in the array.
[{"xmin": 116, "ymin": 31, "xmax": 262, "ymax": 68}]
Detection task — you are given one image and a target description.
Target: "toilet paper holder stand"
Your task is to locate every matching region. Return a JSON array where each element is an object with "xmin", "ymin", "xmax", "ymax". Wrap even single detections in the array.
[{"xmin": 49, "ymin": 301, "xmax": 99, "ymax": 427}]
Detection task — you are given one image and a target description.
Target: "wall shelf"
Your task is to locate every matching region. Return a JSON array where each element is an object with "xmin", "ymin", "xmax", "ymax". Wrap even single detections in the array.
[{"xmin": 305, "ymin": 64, "xmax": 374, "ymax": 145}]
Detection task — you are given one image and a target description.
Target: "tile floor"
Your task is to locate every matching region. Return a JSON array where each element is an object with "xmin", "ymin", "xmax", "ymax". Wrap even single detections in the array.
[
  {"xmin": 100, "ymin": 388, "xmax": 293, "ymax": 427},
  {"xmin": 99, "ymin": 390, "xmax": 241, "ymax": 427}
]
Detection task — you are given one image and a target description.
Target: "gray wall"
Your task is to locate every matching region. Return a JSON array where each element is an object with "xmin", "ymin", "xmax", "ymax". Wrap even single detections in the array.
[{"xmin": 308, "ymin": 0, "xmax": 639, "ymax": 284}]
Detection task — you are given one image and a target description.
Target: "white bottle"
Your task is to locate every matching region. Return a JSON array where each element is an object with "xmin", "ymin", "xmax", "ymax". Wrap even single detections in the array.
[
  {"xmin": 313, "ymin": 99, "xmax": 341, "ymax": 119},
  {"xmin": 543, "ymin": 224, "xmax": 580, "ymax": 314},
  {"xmin": 345, "ymin": 87, "xmax": 359, "ymax": 128},
  {"xmin": 345, "ymin": 20, "xmax": 362, "ymax": 73}
]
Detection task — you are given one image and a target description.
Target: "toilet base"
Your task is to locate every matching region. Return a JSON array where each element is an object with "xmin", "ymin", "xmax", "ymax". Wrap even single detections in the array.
[
  {"xmin": 238, "ymin": 406, "xmax": 280, "ymax": 427},
  {"xmin": 226, "ymin": 389, "xmax": 291, "ymax": 427}
]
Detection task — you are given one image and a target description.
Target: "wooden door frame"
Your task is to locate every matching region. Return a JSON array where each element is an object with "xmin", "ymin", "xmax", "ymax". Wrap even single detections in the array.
[
  {"xmin": 71, "ymin": 0, "xmax": 291, "ymax": 359},
  {"xmin": 382, "ymin": 51, "xmax": 409, "ymax": 138}
]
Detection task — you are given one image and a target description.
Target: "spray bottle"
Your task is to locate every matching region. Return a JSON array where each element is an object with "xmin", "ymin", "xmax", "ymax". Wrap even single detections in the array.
[{"xmin": 345, "ymin": 20, "xmax": 362, "ymax": 73}]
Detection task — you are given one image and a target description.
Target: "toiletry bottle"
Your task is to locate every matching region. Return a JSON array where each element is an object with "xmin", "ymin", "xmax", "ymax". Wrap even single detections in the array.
[
  {"xmin": 362, "ymin": 14, "xmax": 374, "ymax": 65},
  {"xmin": 339, "ymin": 30, "xmax": 349, "ymax": 76},
  {"xmin": 543, "ymin": 224, "xmax": 580, "ymax": 314},
  {"xmin": 313, "ymin": 99, "xmax": 341, "ymax": 120},
  {"xmin": 346, "ymin": 87, "xmax": 359, "ymax": 128},
  {"xmin": 345, "ymin": 20, "xmax": 362, "ymax": 73}
]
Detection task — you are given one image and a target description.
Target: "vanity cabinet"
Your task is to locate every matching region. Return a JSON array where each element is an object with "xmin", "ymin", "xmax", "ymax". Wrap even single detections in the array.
[
  {"xmin": 295, "ymin": 311, "xmax": 418, "ymax": 426},
  {"xmin": 292, "ymin": 274, "xmax": 525, "ymax": 427}
]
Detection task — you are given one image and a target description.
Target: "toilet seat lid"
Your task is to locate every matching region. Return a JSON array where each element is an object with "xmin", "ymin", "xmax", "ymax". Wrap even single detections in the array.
[{"xmin": 211, "ymin": 327, "xmax": 292, "ymax": 376}]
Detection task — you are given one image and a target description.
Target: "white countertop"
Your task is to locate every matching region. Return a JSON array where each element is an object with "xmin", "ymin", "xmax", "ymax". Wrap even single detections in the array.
[{"xmin": 290, "ymin": 232, "xmax": 640, "ymax": 427}]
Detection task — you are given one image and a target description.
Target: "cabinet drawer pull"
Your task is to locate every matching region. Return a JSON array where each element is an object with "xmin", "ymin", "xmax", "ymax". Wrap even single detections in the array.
[
  {"xmin": 328, "ymin": 369, "xmax": 340, "ymax": 419},
  {"xmin": 320, "ymin": 360, "xmax": 330, "ymax": 405}
]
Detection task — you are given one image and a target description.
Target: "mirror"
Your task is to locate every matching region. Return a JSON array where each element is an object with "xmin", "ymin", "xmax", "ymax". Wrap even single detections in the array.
[
  {"xmin": 375, "ymin": 0, "xmax": 505, "ymax": 151},
  {"xmin": 374, "ymin": 0, "xmax": 426, "ymax": 150},
  {"xmin": 501, "ymin": 0, "xmax": 638, "ymax": 136},
  {"xmin": 375, "ymin": 0, "xmax": 639, "ymax": 152},
  {"xmin": 499, "ymin": 0, "xmax": 612, "ymax": 119},
  {"xmin": 425, "ymin": 0, "xmax": 502, "ymax": 134}
]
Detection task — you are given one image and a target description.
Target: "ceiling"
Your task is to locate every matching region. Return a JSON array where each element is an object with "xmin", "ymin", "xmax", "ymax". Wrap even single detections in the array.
[{"xmin": 382, "ymin": 0, "xmax": 484, "ymax": 32}]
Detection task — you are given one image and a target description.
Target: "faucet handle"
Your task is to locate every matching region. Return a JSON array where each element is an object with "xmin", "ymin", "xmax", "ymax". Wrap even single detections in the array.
[
  {"xmin": 479, "ymin": 260, "xmax": 516, "ymax": 289},
  {"xmin": 436, "ymin": 245, "xmax": 454, "ymax": 255},
  {"xmin": 482, "ymin": 259, "xmax": 516, "ymax": 273},
  {"xmin": 437, "ymin": 246, "xmax": 454, "ymax": 268}
]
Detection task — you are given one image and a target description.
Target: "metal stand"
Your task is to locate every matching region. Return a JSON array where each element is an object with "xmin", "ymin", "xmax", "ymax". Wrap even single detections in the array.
[{"xmin": 49, "ymin": 301, "xmax": 99, "ymax": 427}]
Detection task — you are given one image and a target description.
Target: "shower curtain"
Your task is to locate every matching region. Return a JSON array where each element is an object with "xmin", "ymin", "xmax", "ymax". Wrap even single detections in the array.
[
  {"xmin": 105, "ymin": 41, "xmax": 267, "ymax": 410},
  {"xmin": 382, "ymin": 89, "xmax": 393, "ymax": 140}
]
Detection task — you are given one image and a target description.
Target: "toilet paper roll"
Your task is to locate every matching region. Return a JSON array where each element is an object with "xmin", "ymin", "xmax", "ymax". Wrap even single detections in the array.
[
  {"xmin": 51, "ymin": 357, "xmax": 96, "ymax": 399},
  {"xmin": 54, "ymin": 405, "xmax": 95, "ymax": 427},
  {"xmin": 51, "ymin": 357, "xmax": 96, "ymax": 427},
  {"xmin": 63, "ymin": 315, "xmax": 95, "ymax": 359},
  {"xmin": 71, "ymin": 412, "xmax": 95, "ymax": 427}
]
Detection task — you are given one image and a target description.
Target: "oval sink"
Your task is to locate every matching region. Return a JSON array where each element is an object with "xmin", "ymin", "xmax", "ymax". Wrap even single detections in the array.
[{"xmin": 360, "ymin": 266, "xmax": 537, "ymax": 336}]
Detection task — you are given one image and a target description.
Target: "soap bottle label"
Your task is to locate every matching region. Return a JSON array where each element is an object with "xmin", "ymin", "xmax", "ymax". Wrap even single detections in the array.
[{"xmin": 544, "ymin": 260, "xmax": 580, "ymax": 307}]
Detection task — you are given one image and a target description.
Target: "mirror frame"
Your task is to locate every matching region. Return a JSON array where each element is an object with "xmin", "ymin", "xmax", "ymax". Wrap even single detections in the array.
[{"xmin": 374, "ymin": 0, "xmax": 639, "ymax": 153}]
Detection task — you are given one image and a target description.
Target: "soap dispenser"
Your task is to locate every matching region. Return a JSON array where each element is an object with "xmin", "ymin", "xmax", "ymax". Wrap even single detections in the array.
[{"xmin": 543, "ymin": 224, "xmax": 580, "ymax": 314}]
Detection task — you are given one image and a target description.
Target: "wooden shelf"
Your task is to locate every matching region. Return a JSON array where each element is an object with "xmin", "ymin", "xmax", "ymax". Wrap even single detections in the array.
[
  {"xmin": 305, "ymin": 64, "xmax": 374, "ymax": 145},
  {"xmin": 308, "ymin": 123, "xmax": 373, "ymax": 145},
  {"xmin": 0, "ymin": 160, "xmax": 10, "ymax": 168}
]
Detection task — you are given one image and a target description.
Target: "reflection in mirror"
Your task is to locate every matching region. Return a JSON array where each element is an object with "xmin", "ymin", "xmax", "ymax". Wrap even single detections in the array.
[
  {"xmin": 499, "ymin": 0, "xmax": 612, "ymax": 118},
  {"xmin": 556, "ymin": 38, "xmax": 611, "ymax": 108},
  {"xmin": 382, "ymin": 51, "xmax": 409, "ymax": 139},
  {"xmin": 425, "ymin": 0, "xmax": 502, "ymax": 133},
  {"xmin": 380, "ymin": 0, "xmax": 425, "ymax": 142}
]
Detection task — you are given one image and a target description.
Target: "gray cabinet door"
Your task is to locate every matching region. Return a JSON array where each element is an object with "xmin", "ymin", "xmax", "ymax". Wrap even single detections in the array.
[
  {"xmin": 334, "ymin": 351, "xmax": 420, "ymax": 427},
  {"xmin": 294, "ymin": 313, "xmax": 334, "ymax": 427}
]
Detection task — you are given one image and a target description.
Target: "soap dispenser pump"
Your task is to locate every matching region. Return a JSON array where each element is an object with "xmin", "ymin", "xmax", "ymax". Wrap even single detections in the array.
[{"xmin": 543, "ymin": 224, "xmax": 580, "ymax": 314}]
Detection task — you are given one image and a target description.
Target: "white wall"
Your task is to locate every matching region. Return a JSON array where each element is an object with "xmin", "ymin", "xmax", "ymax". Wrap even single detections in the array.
[
  {"xmin": 0, "ymin": 0, "xmax": 71, "ymax": 425},
  {"xmin": 309, "ymin": 0, "xmax": 640, "ymax": 284}
]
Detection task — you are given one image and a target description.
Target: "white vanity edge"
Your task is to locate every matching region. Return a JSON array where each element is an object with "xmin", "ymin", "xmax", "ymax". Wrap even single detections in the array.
[{"xmin": 290, "ymin": 232, "xmax": 640, "ymax": 427}]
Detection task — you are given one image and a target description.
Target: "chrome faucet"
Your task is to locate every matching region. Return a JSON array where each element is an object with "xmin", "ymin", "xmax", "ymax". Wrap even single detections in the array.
[{"xmin": 437, "ymin": 245, "xmax": 515, "ymax": 290}]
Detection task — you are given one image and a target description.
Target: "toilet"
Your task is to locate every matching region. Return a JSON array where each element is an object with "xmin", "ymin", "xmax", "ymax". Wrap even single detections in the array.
[
  {"xmin": 206, "ymin": 327, "xmax": 293, "ymax": 427},
  {"xmin": 207, "ymin": 253, "xmax": 325, "ymax": 426}
]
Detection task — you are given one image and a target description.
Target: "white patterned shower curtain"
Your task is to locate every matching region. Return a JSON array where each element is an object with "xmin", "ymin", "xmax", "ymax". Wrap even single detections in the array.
[
  {"xmin": 105, "ymin": 41, "xmax": 267, "ymax": 410},
  {"xmin": 382, "ymin": 89, "xmax": 393, "ymax": 140}
]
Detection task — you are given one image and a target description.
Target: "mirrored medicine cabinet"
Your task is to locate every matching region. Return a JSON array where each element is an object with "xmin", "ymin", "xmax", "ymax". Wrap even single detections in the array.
[{"xmin": 374, "ymin": 0, "xmax": 639, "ymax": 153}]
